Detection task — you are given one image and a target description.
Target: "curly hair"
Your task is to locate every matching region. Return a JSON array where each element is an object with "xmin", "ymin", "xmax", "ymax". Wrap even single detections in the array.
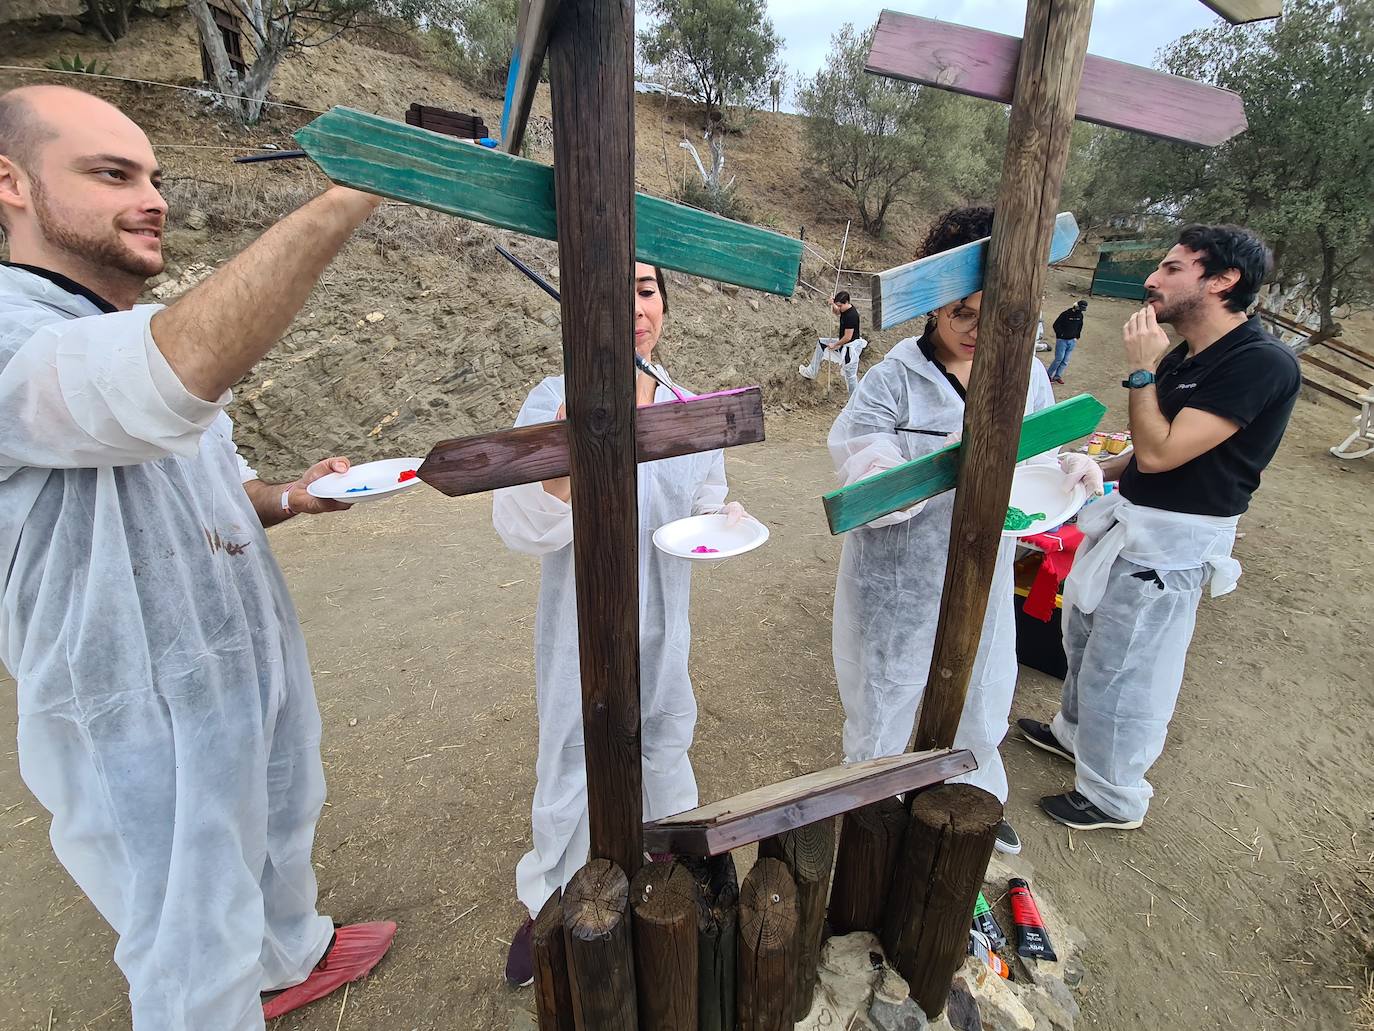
[{"xmin": 916, "ymin": 205, "xmax": 994, "ymax": 260}]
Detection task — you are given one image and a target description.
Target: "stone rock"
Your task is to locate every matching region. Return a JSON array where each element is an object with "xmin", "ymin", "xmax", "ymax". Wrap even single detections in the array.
[
  {"xmin": 721, "ymin": 282, "xmax": 739, "ymax": 296},
  {"xmin": 798, "ymin": 932, "xmax": 886, "ymax": 1029},
  {"xmin": 185, "ymin": 208, "xmax": 209, "ymax": 231},
  {"xmin": 870, "ymin": 994, "xmax": 930, "ymax": 1031},
  {"xmin": 948, "ymin": 978, "xmax": 984, "ymax": 1031},
  {"xmin": 958, "ymin": 957, "xmax": 1034, "ymax": 1031},
  {"xmin": 748, "ymin": 298, "xmax": 761, "ymax": 312},
  {"xmin": 540, "ymin": 312, "xmax": 561, "ymax": 328},
  {"xmin": 696, "ymin": 282, "xmax": 714, "ymax": 295},
  {"xmin": 1020, "ymin": 978, "xmax": 1078, "ymax": 1031},
  {"xmin": 365, "ymin": 311, "xmax": 387, "ymax": 323}
]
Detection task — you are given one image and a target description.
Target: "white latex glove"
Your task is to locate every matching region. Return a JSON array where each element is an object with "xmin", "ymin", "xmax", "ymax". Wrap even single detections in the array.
[
  {"xmin": 718, "ymin": 501, "xmax": 756, "ymax": 527},
  {"xmin": 1059, "ymin": 451, "xmax": 1105, "ymax": 496}
]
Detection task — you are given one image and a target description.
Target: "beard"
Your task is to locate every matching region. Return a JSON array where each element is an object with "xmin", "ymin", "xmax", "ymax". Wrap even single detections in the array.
[
  {"xmin": 31, "ymin": 178, "xmax": 164, "ymax": 281},
  {"xmin": 1146, "ymin": 284, "xmax": 1205, "ymax": 325}
]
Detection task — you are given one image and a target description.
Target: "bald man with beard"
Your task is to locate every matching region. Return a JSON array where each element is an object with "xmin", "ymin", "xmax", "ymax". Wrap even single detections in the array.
[{"xmin": 0, "ymin": 85, "xmax": 397, "ymax": 1029}]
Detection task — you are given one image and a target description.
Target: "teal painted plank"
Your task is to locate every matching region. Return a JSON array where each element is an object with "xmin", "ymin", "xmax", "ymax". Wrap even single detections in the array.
[
  {"xmin": 822, "ymin": 393, "xmax": 1107, "ymax": 535},
  {"xmin": 295, "ymin": 107, "xmax": 803, "ymax": 296},
  {"xmin": 873, "ymin": 213, "xmax": 1079, "ymax": 330}
]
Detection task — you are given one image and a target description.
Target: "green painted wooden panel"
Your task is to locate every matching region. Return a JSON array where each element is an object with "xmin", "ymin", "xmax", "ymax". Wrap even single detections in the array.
[
  {"xmin": 294, "ymin": 107, "xmax": 803, "ymax": 296},
  {"xmin": 822, "ymin": 393, "xmax": 1108, "ymax": 535}
]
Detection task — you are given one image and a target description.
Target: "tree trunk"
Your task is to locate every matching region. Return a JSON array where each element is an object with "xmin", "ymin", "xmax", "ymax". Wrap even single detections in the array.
[
  {"xmin": 1315, "ymin": 225, "xmax": 1338, "ymax": 335},
  {"xmin": 187, "ymin": 0, "xmax": 249, "ymax": 121}
]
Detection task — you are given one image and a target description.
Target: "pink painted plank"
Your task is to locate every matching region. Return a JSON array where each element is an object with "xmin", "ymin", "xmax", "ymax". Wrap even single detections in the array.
[{"xmin": 866, "ymin": 11, "xmax": 1247, "ymax": 147}]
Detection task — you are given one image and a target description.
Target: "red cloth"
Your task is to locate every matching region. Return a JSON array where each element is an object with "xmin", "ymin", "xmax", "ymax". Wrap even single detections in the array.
[
  {"xmin": 262, "ymin": 921, "xmax": 398, "ymax": 1020},
  {"xmin": 1022, "ymin": 525, "xmax": 1084, "ymax": 622}
]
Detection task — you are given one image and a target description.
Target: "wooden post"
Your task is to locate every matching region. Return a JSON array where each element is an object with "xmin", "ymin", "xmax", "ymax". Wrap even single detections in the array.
[
  {"xmin": 914, "ymin": 0, "xmax": 1094, "ymax": 757},
  {"xmin": 547, "ymin": 0, "xmax": 643, "ymax": 879},
  {"xmin": 758, "ymin": 819, "xmax": 836, "ymax": 1020},
  {"xmin": 532, "ymin": 890, "xmax": 576, "ymax": 1031},
  {"xmin": 563, "ymin": 858, "xmax": 638, "ymax": 1030},
  {"xmin": 827, "ymin": 796, "xmax": 907, "ymax": 935},
  {"xmin": 682, "ymin": 854, "xmax": 738, "ymax": 1031},
  {"xmin": 881, "ymin": 785, "xmax": 1001, "ymax": 1018},
  {"xmin": 736, "ymin": 857, "xmax": 799, "ymax": 1031},
  {"xmin": 630, "ymin": 861, "xmax": 698, "ymax": 1031}
]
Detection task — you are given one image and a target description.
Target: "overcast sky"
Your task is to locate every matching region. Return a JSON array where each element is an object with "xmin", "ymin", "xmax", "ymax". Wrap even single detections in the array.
[{"xmin": 771, "ymin": 0, "xmax": 1225, "ymax": 87}]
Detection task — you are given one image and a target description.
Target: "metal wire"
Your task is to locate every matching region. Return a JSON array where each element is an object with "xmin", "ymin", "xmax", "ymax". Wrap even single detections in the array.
[{"xmin": 0, "ymin": 64, "xmax": 327, "ymax": 115}]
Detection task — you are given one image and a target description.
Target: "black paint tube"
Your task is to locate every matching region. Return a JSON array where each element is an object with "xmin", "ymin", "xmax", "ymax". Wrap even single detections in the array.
[
  {"xmin": 972, "ymin": 891, "xmax": 1008, "ymax": 952},
  {"xmin": 1008, "ymin": 878, "xmax": 1059, "ymax": 962}
]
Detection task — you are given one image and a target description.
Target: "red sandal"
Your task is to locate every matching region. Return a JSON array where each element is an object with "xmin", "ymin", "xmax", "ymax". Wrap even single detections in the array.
[{"xmin": 262, "ymin": 921, "xmax": 398, "ymax": 1020}]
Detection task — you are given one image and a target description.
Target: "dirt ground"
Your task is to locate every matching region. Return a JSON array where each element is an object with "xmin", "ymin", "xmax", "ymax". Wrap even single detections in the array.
[{"xmin": 0, "ymin": 269, "xmax": 1370, "ymax": 1030}]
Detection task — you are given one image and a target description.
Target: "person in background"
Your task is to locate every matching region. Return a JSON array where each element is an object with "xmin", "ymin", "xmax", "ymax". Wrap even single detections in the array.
[
  {"xmin": 826, "ymin": 206, "xmax": 1103, "ymax": 857},
  {"xmin": 1048, "ymin": 298, "xmax": 1088, "ymax": 382},
  {"xmin": 800, "ymin": 289, "xmax": 864, "ymax": 393},
  {"xmin": 1020, "ymin": 224, "xmax": 1298, "ymax": 833}
]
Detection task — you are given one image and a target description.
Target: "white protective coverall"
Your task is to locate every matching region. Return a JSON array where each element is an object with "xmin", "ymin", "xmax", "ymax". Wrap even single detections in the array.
[
  {"xmin": 828, "ymin": 336, "xmax": 1056, "ymax": 801},
  {"xmin": 0, "ymin": 266, "xmax": 333, "ymax": 1030},
  {"xmin": 1052, "ymin": 491, "xmax": 1240, "ymax": 821},
  {"xmin": 493, "ymin": 372, "xmax": 728, "ymax": 919}
]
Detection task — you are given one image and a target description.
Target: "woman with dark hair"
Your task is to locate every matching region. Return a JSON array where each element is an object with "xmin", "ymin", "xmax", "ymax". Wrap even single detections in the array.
[
  {"xmin": 827, "ymin": 207, "xmax": 1101, "ymax": 855},
  {"xmin": 492, "ymin": 261, "xmax": 753, "ymax": 984}
]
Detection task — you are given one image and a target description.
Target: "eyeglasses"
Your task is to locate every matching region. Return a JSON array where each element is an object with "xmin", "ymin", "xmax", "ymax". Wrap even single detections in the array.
[{"xmin": 947, "ymin": 309, "xmax": 980, "ymax": 333}]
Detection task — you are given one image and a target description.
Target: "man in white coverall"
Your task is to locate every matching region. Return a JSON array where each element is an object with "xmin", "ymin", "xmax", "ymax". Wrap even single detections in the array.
[{"xmin": 0, "ymin": 85, "xmax": 396, "ymax": 1029}]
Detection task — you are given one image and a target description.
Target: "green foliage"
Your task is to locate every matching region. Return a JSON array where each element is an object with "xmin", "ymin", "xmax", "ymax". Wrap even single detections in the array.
[
  {"xmin": 675, "ymin": 175, "xmax": 750, "ymax": 222},
  {"xmin": 45, "ymin": 54, "xmax": 111, "ymax": 76},
  {"xmin": 436, "ymin": 0, "xmax": 520, "ymax": 93},
  {"xmin": 639, "ymin": 0, "xmax": 783, "ymax": 127},
  {"xmin": 797, "ymin": 22, "xmax": 1004, "ymax": 237}
]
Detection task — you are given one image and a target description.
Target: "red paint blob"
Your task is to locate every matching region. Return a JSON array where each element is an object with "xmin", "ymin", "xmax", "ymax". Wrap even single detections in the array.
[{"xmin": 398, "ymin": 469, "xmax": 418, "ymax": 483}]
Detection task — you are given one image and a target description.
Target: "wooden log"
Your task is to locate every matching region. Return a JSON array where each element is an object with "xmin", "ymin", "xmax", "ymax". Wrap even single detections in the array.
[
  {"xmin": 1301, "ymin": 374, "xmax": 1360, "ymax": 408},
  {"xmin": 822, "ymin": 394, "xmax": 1106, "ymax": 535},
  {"xmin": 827, "ymin": 795, "xmax": 908, "ymax": 936},
  {"xmin": 736, "ymin": 858, "xmax": 798, "ymax": 1031},
  {"xmin": 500, "ymin": 0, "xmax": 560, "ymax": 153},
  {"xmin": 872, "ymin": 212, "xmax": 1079, "ymax": 330},
  {"xmin": 547, "ymin": 0, "xmax": 642, "ymax": 881},
  {"xmin": 1301, "ymin": 351, "xmax": 1372, "ymax": 389},
  {"xmin": 1321, "ymin": 338, "xmax": 1374, "ymax": 372},
  {"xmin": 914, "ymin": 0, "xmax": 1094, "ymax": 760},
  {"xmin": 630, "ymin": 861, "xmax": 698, "ymax": 1031},
  {"xmin": 866, "ymin": 10, "xmax": 1247, "ymax": 147},
  {"xmin": 643, "ymin": 749, "xmax": 975, "ymax": 857},
  {"xmin": 532, "ymin": 890, "xmax": 576, "ymax": 1031},
  {"xmin": 1198, "ymin": 0, "xmax": 1283, "ymax": 23},
  {"xmin": 881, "ymin": 785, "xmax": 1001, "ymax": 1018},
  {"xmin": 758, "ymin": 819, "xmax": 836, "ymax": 1021},
  {"xmin": 294, "ymin": 106, "xmax": 804, "ymax": 295},
  {"xmin": 417, "ymin": 387, "xmax": 765, "ymax": 497},
  {"xmin": 563, "ymin": 859, "xmax": 637, "ymax": 1030},
  {"xmin": 681, "ymin": 854, "xmax": 739, "ymax": 1031}
]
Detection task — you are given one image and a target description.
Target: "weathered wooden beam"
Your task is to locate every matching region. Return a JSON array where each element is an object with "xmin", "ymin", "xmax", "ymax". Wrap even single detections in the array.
[
  {"xmin": 417, "ymin": 387, "xmax": 765, "ymax": 497},
  {"xmin": 873, "ymin": 212, "xmax": 1079, "ymax": 330},
  {"xmin": 827, "ymin": 795, "xmax": 908, "ymax": 936},
  {"xmin": 643, "ymin": 749, "xmax": 975, "ymax": 856},
  {"xmin": 866, "ymin": 10, "xmax": 1247, "ymax": 146},
  {"xmin": 293, "ymin": 107, "xmax": 803, "ymax": 295},
  {"xmin": 758, "ymin": 820, "xmax": 836, "ymax": 1021},
  {"xmin": 682, "ymin": 854, "xmax": 739, "ymax": 1031},
  {"xmin": 1198, "ymin": 0, "xmax": 1283, "ymax": 24},
  {"xmin": 736, "ymin": 858, "xmax": 798, "ymax": 1031},
  {"xmin": 563, "ymin": 859, "xmax": 638, "ymax": 1029},
  {"xmin": 821, "ymin": 393, "xmax": 1106, "ymax": 535},
  {"xmin": 913, "ymin": 0, "xmax": 1093, "ymax": 773},
  {"xmin": 532, "ymin": 890, "xmax": 576, "ymax": 1031},
  {"xmin": 630, "ymin": 861, "xmax": 699, "ymax": 1031},
  {"xmin": 548, "ymin": 0, "xmax": 642, "ymax": 880},
  {"xmin": 499, "ymin": 0, "xmax": 560, "ymax": 153}
]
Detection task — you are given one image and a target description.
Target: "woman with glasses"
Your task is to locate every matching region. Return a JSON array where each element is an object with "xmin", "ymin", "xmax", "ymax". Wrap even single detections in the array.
[{"xmin": 826, "ymin": 206, "xmax": 1101, "ymax": 855}]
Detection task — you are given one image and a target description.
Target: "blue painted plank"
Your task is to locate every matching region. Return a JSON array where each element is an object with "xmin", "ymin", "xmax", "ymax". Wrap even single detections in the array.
[
  {"xmin": 499, "ymin": 0, "xmax": 559, "ymax": 154},
  {"xmin": 872, "ymin": 212, "xmax": 1079, "ymax": 330}
]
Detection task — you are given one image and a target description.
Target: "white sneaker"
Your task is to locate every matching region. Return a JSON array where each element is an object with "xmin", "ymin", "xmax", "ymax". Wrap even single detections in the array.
[{"xmin": 798, "ymin": 364, "xmax": 816, "ymax": 380}]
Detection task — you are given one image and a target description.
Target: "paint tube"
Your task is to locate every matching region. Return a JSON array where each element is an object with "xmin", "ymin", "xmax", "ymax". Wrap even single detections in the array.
[
  {"xmin": 972, "ymin": 891, "xmax": 1008, "ymax": 952},
  {"xmin": 967, "ymin": 929, "xmax": 1010, "ymax": 979},
  {"xmin": 1008, "ymin": 878, "xmax": 1058, "ymax": 962}
]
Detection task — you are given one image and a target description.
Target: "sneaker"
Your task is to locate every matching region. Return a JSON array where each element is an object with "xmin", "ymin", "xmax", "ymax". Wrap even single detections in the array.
[
  {"xmin": 1039, "ymin": 790, "xmax": 1143, "ymax": 831},
  {"xmin": 504, "ymin": 917, "xmax": 535, "ymax": 987},
  {"xmin": 1017, "ymin": 718, "xmax": 1075, "ymax": 763},
  {"xmin": 1052, "ymin": 376, "xmax": 1066, "ymax": 384},
  {"xmin": 994, "ymin": 818, "xmax": 1022, "ymax": 855},
  {"xmin": 798, "ymin": 364, "xmax": 816, "ymax": 380}
]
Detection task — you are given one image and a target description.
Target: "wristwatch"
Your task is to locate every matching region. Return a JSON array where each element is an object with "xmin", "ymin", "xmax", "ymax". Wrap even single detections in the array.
[{"xmin": 1122, "ymin": 369, "xmax": 1156, "ymax": 389}]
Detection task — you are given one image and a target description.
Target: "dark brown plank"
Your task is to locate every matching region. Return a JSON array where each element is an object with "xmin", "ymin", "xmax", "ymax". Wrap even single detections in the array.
[
  {"xmin": 681, "ymin": 854, "xmax": 738, "ymax": 1031},
  {"xmin": 828, "ymin": 796, "xmax": 908, "ymax": 936},
  {"xmin": 563, "ymin": 859, "xmax": 637, "ymax": 1029},
  {"xmin": 532, "ymin": 890, "xmax": 575, "ymax": 1030},
  {"xmin": 1301, "ymin": 351, "xmax": 1372, "ymax": 389},
  {"xmin": 758, "ymin": 820, "xmax": 836, "ymax": 1020},
  {"xmin": 866, "ymin": 10, "xmax": 1246, "ymax": 146},
  {"xmin": 736, "ymin": 858, "xmax": 798, "ymax": 1031},
  {"xmin": 1302, "ymin": 375, "xmax": 1361, "ymax": 407},
  {"xmin": 547, "ymin": 0, "xmax": 643, "ymax": 880},
  {"xmin": 417, "ymin": 387, "xmax": 765, "ymax": 497},
  {"xmin": 642, "ymin": 750, "xmax": 976, "ymax": 856},
  {"xmin": 1321, "ymin": 338, "xmax": 1374, "ymax": 371},
  {"xmin": 914, "ymin": 0, "xmax": 1092, "ymax": 761},
  {"xmin": 630, "ymin": 861, "xmax": 699, "ymax": 1031}
]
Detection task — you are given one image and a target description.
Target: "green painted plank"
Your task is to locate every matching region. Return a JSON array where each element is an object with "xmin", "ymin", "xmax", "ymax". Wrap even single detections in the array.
[
  {"xmin": 294, "ymin": 107, "xmax": 803, "ymax": 296},
  {"xmin": 822, "ymin": 393, "xmax": 1107, "ymax": 535}
]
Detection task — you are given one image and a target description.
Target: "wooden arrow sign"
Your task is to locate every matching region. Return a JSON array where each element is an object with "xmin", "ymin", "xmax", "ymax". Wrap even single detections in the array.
[
  {"xmin": 866, "ymin": 11, "xmax": 1248, "ymax": 147},
  {"xmin": 873, "ymin": 211, "xmax": 1079, "ymax": 330},
  {"xmin": 294, "ymin": 107, "xmax": 803, "ymax": 295},
  {"xmin": 822, "ymin": 393, "xmax": 1107, "ymax": 535}
]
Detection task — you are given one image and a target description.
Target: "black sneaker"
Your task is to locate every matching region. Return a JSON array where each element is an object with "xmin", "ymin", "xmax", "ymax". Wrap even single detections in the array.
[
  {"xmin": 1039, "ymin": 791, "xmax": 1143, "ymax": 831},
  {"xmin": 994, "ymin": 818, "xmax": 1022, "ymax": 855},
  {"xmin": 504, "ymin": 917, "xmax": 535, "ymax": 987},
  {"xmin": 1017, "ymin": 718, "xmax": 1075, "ymax": 763}
]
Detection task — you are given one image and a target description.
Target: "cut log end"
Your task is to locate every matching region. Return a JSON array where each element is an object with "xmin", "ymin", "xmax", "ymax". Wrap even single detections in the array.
[
  {"xmin": 738, "ymin": 858, "xmax": 799, "ymax": 950},
  {"xmin": 564, "ymin": 858, "xmax": 631, "ymax": 941}
]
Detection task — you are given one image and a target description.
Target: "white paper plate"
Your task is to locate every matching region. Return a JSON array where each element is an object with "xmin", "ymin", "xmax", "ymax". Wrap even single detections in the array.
[
  {"xmin": 652, "ymin": 513, "xmax": 770, "ymax": 561},
  {"xmin": 1002, "ymin": 464, "xmax": 1088, "ymax": 538},
  {"xmin": 306, "ymin": 457, "xmax": 425, "ymax": 504}
]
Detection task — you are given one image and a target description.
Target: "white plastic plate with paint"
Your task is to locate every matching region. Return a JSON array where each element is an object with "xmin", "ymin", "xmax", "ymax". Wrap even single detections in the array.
[
  {"xmin": 306, "ymin": 457, "xmax": 425, "ymax": 504},
  {"xmin": 1002, "ymin": 464, "xmax": 1088, "ymax": 538},
  {"xmin": 653, "ymin": 513, "xmax": 770, "ymax": 561}
]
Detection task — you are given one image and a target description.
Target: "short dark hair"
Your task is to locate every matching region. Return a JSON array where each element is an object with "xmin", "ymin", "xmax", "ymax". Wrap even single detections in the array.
[
  {"xmin": 1175, "ymin": 224, "xmax": 1272, "ymax": 313},
  {"xmin": 833, "ymin": 291, "xmax": 850, "ymax": 305}
]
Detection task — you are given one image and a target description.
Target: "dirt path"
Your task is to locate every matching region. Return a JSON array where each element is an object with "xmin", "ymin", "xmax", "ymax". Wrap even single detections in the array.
[{"xmin": 1, "ymin": 279, "xmax": 1370, "ymax": 1030}]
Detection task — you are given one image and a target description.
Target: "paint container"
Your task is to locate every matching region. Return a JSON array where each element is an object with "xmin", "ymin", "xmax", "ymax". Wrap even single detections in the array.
[
  {"xmin": 1086, "ymin": 434, "xmax": 1104, "ymax": 456},
  {"xmin": 1105, "ymin": 433, "xmax": 1128, "ymax": 455},
  {"xmin": 1008, "ymin": 878, "xmax": 1058, "ymax": 962},
  {"xmin": 972, "ymin": 891, "xmax": 1008, "ymax": 952},
  {"xmin": 968, "ymin": 929, "xmax": 1011, "ymax": 979}
]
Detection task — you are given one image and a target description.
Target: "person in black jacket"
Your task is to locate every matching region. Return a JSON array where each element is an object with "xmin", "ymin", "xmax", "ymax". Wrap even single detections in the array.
[{"xmin": 1048, "ymin": 299, "xmax": 1088, "ymax": 382}]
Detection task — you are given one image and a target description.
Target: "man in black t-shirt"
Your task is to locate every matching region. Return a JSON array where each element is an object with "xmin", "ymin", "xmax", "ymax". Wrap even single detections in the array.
[
  {"xmin": 799, "ymin": 290, "xmax": 864, "ymax": 393},
  {"xmin": 1018, "ymin": 224, "xmax": 1299, "ymax": 833}
]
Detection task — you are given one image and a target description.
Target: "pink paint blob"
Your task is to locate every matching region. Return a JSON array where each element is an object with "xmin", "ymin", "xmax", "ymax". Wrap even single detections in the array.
[{"xmin": 691, "ymin": 545, "xmax": 720, "ymax": 554}]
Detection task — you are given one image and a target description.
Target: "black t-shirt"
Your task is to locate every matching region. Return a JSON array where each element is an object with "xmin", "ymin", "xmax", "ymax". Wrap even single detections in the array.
[
  {"xmin": 837, "ymin": 305, "xmax": 860, "ymax": 346},
  {"xmin": 918, "ymin": 330, "xmax": 966, "ymax": 400},
  {"xmin": 1118, "ymin": 316, "xmax": 1299, "ymax": 517}
]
